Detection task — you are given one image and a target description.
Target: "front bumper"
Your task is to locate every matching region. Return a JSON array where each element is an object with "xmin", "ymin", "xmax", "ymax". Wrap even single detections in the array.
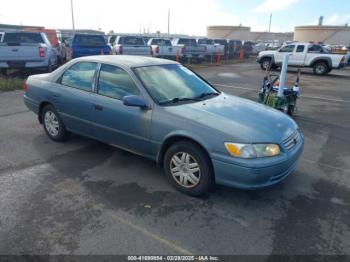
[{"xmin": 211, "ymin": 136, "xmax": 304, "ymax": 189}]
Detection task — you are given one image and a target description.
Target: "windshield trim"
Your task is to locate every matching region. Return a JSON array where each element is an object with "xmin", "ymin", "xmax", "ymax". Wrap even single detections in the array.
[{"xmin": 131, "ymin": 64, "xmax": 221, "ymax": 106}]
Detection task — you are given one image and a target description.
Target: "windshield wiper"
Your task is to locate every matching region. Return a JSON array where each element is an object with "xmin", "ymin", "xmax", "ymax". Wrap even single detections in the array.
[
  {"xmin": 159, "ymin": 92, "xmax": 219, "ymax": 105},
  {"xmin": 195, "ymin": 92, "xmax": 220, "ymax": 99},
  {"xmin": 159, "ymin": 97, "xmax": 201, "ymax": 105}
]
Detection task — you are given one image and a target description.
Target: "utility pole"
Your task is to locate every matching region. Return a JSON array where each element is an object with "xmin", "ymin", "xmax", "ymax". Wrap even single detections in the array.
[
  {"xmin": 167, "ymin": 8, "xmax": 170, "ymax": 37},
  {"xmin": 268, "ymin": 13, "xmax": 272, "ymax": 32},
  {"xmin": 71, "ymin": 0, "xmax": 75, "ymax": 32}
]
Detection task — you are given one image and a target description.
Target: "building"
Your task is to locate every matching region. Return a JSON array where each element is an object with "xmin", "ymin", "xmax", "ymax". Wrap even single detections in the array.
[
  {"xmin": 0, "ymin": 23, "xmax": 44, "ymax": 31},
  {"xmin": 294, "ymin": 25, "xmax": 350, "ymax": 46},
  {"xmin": 207, "ymin": 25, "xmax": 293, "ymax": 43}
]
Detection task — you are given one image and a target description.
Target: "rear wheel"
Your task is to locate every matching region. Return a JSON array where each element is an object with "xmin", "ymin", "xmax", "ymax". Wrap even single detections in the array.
[
  {"xmin": 313, "ymin": 62, "xmax": 329, "ymax": 75},
  {"xmin": 163, "ymin": 141, "xmax": 214, "ymax": 196},
  {"xmin": 287, "ymin": 105, "xmax": 295, "ymax": 116},
  {"xmin": 42, "ymin": 105, "xmax": 70, "ymax": 142}
]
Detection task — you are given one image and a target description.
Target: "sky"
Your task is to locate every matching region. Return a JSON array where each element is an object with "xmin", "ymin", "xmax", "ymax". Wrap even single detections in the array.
[{"xmin": 0, "ymin": 0, "xmax": 350, "ymax": 35}]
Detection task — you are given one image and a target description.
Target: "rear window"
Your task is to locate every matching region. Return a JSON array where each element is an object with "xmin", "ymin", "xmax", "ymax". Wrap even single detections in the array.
[
  {"xmin": 198, "ymin": 39, "xmax": 213, "ymax": 45},
  {"xmin": 73, "ymin": 35, "xmax": 106, "ymax": 47},
  {"xmin": 119, "ymin": 37, "xmax": 145, "ymax": 45},
  {"xmin": 3, "ymin": 33, "xmax": 43, "ymax": 43},
  {"xmin": 214, "ymin": 39, "xmax": 227, "ymax": 45},
  {"xmin": 151, "ymin": 39, "xmax": 171, "ymax": 46},
  {"xmin": 178, "ymin": 38, "xmax": 197, "ymax": 46}
]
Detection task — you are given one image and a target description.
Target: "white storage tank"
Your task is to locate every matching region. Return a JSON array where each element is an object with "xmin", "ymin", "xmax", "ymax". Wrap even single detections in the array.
[
  {"xmin": 294, "ymin": 25, "xmax": 350, "ymax": 46},
  {"xmin": 207, "ymin": 26, "xmax": 251, "ymax": 40}
]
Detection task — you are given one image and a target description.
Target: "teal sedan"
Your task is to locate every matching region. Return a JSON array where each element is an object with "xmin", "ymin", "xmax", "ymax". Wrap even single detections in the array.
[{"xmin": 23, "ymin": 56, "xmax": 304, "ymax": 196}]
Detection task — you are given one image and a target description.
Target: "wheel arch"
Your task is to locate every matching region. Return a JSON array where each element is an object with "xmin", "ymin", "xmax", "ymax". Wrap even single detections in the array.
[
  {"xmin": 310, "ymin": 57, "xmax": 332, "ymax": 68},
  {"xmin": 259, "ymin": 55, "xmax": 275, "ymax": 64},
  {"xmin": 157, "ymin": 134, "xmax": 213, "ymax": 171},
  {"xmin": 38, "ymin": 101, "xmax": 52, "ymax": 124}
]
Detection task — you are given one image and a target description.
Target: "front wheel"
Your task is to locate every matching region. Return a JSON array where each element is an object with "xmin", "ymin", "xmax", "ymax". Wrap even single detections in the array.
[
  {"xmin": 42, "ymin": 105, "xmax": 70, "ymax": 142},
  {"xmin": 260, "ymin": 58, "xmax": 272, "ymax": 70},
  {"xmin": 163, "ymin": 141, "xmax": 214, "ymax": 196}
]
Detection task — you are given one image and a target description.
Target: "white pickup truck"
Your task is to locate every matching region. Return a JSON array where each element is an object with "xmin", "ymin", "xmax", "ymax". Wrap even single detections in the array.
[
  {"xmin": 257, "ymin": 43, "xmax": 348, "ymax": 75},
  {"xmin": 172, "ymin": 38, "xmax": 206, "ymax": 63},
  {"xmin": 148, "ymin": 38, "xmax": 182, "ymax": 60},
  {"xmin": 111, "ymin": 35, "xmax": 151, "ymax": 56},
  {"xmin": 196, "ymin": 38, "xmax": 225, "ymax": 59}
]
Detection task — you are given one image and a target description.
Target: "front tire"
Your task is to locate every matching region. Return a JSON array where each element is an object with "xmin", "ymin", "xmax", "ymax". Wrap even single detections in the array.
[
  {"xmin": 163, "ymin": 141, "xmax": 214, "ymax": 196},
  {"xmin": 42, "ymin": 105, "xmax": 69, "ymax": 142},
  {"xmin": 260, "ymin": 58, "xmax": 272, "ymax": 70}
]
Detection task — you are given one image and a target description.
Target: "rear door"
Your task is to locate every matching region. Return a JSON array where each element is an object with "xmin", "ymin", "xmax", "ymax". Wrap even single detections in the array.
[
  {"xmin": 289, "ymin": 45, "xmax": 306, "ymax": 65},
  {"xmin": 55, "ymin": 61, "xmax": 98, "ymax": 137},
  {"xmin": 93, "ymin": 64, "xmax": 153, "ymax": 156}
]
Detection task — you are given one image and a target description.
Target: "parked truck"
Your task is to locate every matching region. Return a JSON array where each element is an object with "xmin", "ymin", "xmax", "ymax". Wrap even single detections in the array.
[
  {"xmin": 0, "ymin": 31, "xmax": 58, "ymax": 74},
  {"xmin": 257, "ymin": 43, "xmax": 348, "ymax": 75},
  {"xmin": 70, "ymin": 34, "xmax": 111, "ymax": 59},
  {"xmin": 196, "ymin": 38, "xmax": 225, "ymax": 60},
  {"xmin": 148, "ymin": 38, "xmax": 182, "ymax": 60},
  {"xmin": 172, "ymin": 38, "xmax": 206, "ymax": 63},
  {"xmin": 111, "ymin": 35, "xmax": 151, "ymax": 56}
]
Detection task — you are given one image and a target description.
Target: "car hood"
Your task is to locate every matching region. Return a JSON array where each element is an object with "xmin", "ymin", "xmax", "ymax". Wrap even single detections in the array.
[
  {"xmin": 164, "ymin": 93, "xmax": 298, "ymax": 144},
  {"xmin": 258, "ymin": 50, "xmax": 277, "ymax": 56}
]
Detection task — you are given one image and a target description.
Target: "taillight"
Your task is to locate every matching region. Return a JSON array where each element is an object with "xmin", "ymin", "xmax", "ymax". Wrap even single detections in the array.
[
  {"xmin": 156, "ymin": 46, "xmax": 160, "ymax": 54},
  {"xmin": 119, "ymin": 45, "xmax": 123, "ymax": 54},
  {"xmin": 24, "ymin": 83, "xmax": 29, "ymax": 92},
  {"xmin": 39, "ymin": 46, "xmax": 46, "ymax": 57}
]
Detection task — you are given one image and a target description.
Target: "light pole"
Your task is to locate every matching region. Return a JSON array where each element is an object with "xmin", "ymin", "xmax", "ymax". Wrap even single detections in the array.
[{"xmin": 71, "ymin": 0, "xmax": 75, "ymax": 32}]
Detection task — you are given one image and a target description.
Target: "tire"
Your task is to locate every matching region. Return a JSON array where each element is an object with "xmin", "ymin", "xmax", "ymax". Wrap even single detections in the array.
[
  {"xmin": 42, "ymin": 104, "xmax": 70, "ymax": 142},
  {"xmin": 313, "ymin": 61, "xmax": 329, "ymax": 75},
  {"xmin": 260, "ymin": 58, "xmax": 272, "ymax": 70},
  {"xmin": 163, "ymin": 141, "xmax": 214, "ymax": 196},
  {"xmin": 287, "ymin": 105, "xmax": 295, "ymax": 116}
]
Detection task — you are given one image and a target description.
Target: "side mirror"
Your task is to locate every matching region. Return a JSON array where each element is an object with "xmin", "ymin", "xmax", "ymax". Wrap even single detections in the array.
[{"xmin": 123, "ymin": 95, "xmax": 149, "ymax": 109}]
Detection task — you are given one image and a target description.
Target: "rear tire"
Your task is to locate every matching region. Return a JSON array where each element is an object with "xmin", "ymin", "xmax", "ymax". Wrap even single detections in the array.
[
  {"xmin": 42, "ymin": 104, "xmax": 70, "ymax": 142},
  {"xmin": 163, "ymin": 141, "xmax": 214, "ymax": 196},
  {"xmin": 313, "ymin": 62, "xmax": 329, "ymax": 75},
  {"xmin": 287, "ymin": 105, "xmax": 295, "ymax": 116}
]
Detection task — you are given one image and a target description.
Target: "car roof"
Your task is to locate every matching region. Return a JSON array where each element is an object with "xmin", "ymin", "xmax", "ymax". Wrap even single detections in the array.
[{"xmin": 74, "ymin": 55, "xmax": 178, "ymax": 68}]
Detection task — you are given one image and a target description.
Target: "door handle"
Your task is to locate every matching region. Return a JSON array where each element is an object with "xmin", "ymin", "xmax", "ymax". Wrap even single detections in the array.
[{"xmin": 94, "ymin": 104, "xmax": 103, "ymax": 111}]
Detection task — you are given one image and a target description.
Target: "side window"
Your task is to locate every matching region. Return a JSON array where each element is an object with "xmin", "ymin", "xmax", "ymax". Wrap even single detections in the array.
[
  {"xmin": 61, "ymin": 62, "xmax": 97, "ymax": 91},
  {"xmin": 279, "ymin": 45, "xmax": 295, "ymax": 52},
  {"xmin": 308, "ymin": 45, "xmax": 323, "ymax": 53},
  {"xmin": 98, "ymin": 64, "xmax": 140, "ymax": 100},
  {"xmin": 296, "ymin": 45, "xmax": 304, "ymax": 52}
]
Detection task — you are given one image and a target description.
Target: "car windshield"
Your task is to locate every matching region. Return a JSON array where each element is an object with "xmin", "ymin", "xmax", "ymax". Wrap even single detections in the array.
[{"xmin": 134, "ymin": 64, "xmax": 219, "ymax": 105}]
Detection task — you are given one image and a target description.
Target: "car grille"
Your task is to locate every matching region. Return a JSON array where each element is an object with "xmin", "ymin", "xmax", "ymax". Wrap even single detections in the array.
[{"xmin": 283, "ymin": 130, "xmax": 301, "ymax": 151}]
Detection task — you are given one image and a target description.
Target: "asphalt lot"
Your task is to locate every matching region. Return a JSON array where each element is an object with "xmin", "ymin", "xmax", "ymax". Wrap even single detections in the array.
[{"xmin": 0, "ymin": 60, "xmax": 349, "ymax": 256}]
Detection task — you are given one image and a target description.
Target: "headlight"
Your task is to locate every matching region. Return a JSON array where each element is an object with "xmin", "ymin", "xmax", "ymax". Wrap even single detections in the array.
[{"xmin": 224, "ymin": 143, "xmax": 280, "ymax": 158}]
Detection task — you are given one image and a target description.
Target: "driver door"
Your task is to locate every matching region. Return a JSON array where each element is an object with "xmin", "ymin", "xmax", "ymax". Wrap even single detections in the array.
[
  {"xmin": 92, "ymin": 64, "xmax": 153, "ymax": 157},
  {"xmin": 275, "ymin": 45, "xmax": 296, "ymax": 64}
]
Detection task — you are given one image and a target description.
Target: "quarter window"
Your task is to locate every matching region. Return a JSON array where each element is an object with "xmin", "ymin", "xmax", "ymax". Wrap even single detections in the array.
[
  {"xmin": 61, "ymin": 62, "xmax": 97, "ymax": 91},
  {"xmin": 98, "ymin": 64, "xmax": 140, "ymax": 99},
  {"xmin": 279, "ymin": 45, "xmax": 295, "ymax": 53}
]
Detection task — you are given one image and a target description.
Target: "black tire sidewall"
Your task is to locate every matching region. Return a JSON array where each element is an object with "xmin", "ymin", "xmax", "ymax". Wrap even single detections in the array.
[
  {"xmin": 260, "ymin": 58, "xmax": 271, "ymax": 70},
  {"xmin": 163, "ymin": 141, "xmax": 213, "ymax": 196},
  {"xmin": 313, "ymin": 62, "xmax": 328, "ymax": 75},
  {"xmin": 42, "ymin": 105, "xmax": 68, "ymax": 142}
]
